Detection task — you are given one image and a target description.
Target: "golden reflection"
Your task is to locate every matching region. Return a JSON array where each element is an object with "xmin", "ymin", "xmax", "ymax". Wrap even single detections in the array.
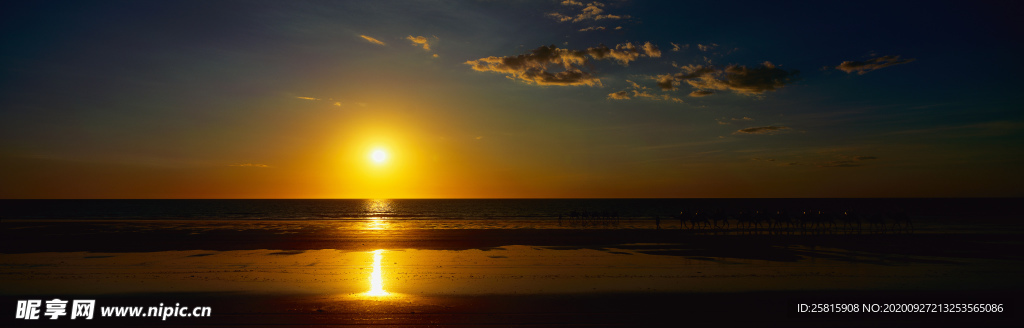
[
  {"xmin": 367, "ymin": 217, "xmax": 390, "ymax": 230},
  {"xmin": 364, "ymin": 199, "xmax": 394, "ymax": 230},
  {"xmin": 365, "ymin": 249, "xmax": 389, "ymax": 296},
  {"xmin": 363, "ymin": 199, "xmax": 394, "ymax": 216}
]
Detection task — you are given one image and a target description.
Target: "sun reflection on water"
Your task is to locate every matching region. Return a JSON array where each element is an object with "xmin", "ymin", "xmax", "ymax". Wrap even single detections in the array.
[
  {"xmin": 367, "ymin": 217, "xmax": 390, "ymax": 230},
  {"xmin": 363, "ymin": 199, "xmax": 394, "ymax": 216},
  {"xmin": 365, "ymin": 249, "xmax": 389, "ymax": 296}
]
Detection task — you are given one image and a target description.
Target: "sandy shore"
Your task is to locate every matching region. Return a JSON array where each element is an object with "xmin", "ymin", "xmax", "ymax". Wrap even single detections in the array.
[{"xmin": 2, "ymin": 221, "xmax": 1022, "ymax": 326}]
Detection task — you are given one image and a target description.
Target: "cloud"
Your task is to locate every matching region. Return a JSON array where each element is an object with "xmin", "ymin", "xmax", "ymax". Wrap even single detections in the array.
[
  {"xmin": 406, "ymin": 35, "xmax": 430, "ymax": 51},
  {"xmin": 626, "ymin": 79, "xmax": 645, "ymax": 90},
  {"xmin": 360, "ymin": 35, "xmax": 386, "ymax": 46},
  {"xmin": 607, "ymin": 91, "xmax": 630, "ymax": 100},
  {"xmin": 716, "ymin": 117, "xmax": 753, "ymax": 124},
  {"xmin": 466, "ymin": 43, "xmax": 662, "ymax": 86},
  {"xmin": 333, "ymin": 102, "xmax": 341, "ymax": 106},
  {"xmin": 230, "ymin": 163, "xmax": 270, "ymax": 168},
  {"xmin": 586, "ymin": 43, "xmax": 641, "ymax": 66},
  {"xmin": 641, "ymin": 42, "xmax": 661, "ymax": 58},
  {"xmin": 465, "ymin": 45, "xmax": 600, "ymax": 86},
  {"xmin": 734, "ymin": 126, "xmax": 791, "ymax": 134},
  {"xmin": 548, "ymin": 1, "xmax": 626, "ymax": 23},
  {"xmin": 295, "ymin": 96, "xmax": 319, "ymax": 101},
  {"xmin": 655, "ymin": 64, "xmax": 717, "ymax": 90},
  {"xmin": 607, "ymin": 79, "xmax": 682, "ymax": 103},
  {"xmin": 853, "ymin": 156, "xmax": 878, "ymax": 160},
  {"xmin": 836, "ymin": 55, "xmax": 915, "ymax": 74},
  {"xmin": 630, "ymin": 90, "xmax": 683, "ymax": 103},
  {"xmin": 686, "ymin": 62, "xmax": 799, "ymax": 95},
  {"xmin": 670, "ymin": 43, "xmax": 687, "ymax": 52},
  {"xmin": 578, "ymin": 26, "xmax": 606, "ymax": 32},
  {"xmin": 689, "ymin": 90, "xmax": 714, "ymax": 97},
  {"xmin": 697, "ymin": 43, "xmax": 718, "ymax": 52}
]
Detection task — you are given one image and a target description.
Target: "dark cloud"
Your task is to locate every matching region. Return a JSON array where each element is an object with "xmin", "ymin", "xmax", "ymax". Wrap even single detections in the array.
[
  {"xmin": 836, "ymin": 55, "xmax": 915, "ymax": 74},
  {"xmin": 735, "ymin": 126, "xmax": 791, "ymax": 134},
  {"xmin": 854, "ymin": 156, "xmax": 878, "ymax": 160},
  {"xmin": 688, "ymin": 62, "xmax": 800, "ymax": 95},
  {"xmin": 586, "ymin": 43, "xmax": 642, "ymax": 66},
  {"xmin": 655, "ymin": 75, "xmax": 675, "ymax": 90},
  {"xmin": 655, "ymin": 64, "xmax": 717, "ymax": 90},
  {"xmin": 466, "ymin": 42, "xmax": 668, "ymax": 86},
  {"xmin": 465, "ymin": 45, "xmax": 599, "ymax": 86}
]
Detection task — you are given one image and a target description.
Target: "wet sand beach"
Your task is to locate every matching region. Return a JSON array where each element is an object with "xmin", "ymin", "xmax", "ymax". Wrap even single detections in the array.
[{"xmin": 2, "ymin": 219, "xmax": 1022, "ymax": 327}]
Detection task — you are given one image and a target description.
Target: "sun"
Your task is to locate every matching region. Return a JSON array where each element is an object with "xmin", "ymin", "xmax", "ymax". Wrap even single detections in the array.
[{"xmin": 370, "ymin": 149, "xmax": 388, "ymax": 164}]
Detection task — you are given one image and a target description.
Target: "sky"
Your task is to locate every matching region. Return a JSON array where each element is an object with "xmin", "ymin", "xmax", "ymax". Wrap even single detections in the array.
[{"xmin": 1, "ymin": 0, "xmax": 1023, "ymax": 199}]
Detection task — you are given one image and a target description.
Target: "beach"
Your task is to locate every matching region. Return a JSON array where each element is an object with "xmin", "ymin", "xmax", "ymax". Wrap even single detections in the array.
[{"xmin": 2, "ymin": 216, "xmax": 1022, "ymax": 327}]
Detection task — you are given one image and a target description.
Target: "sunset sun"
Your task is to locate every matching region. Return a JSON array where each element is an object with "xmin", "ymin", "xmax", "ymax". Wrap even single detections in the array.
[{"xmin": 370, "ymin": 149, "xmax": 388, "ymax": 164}]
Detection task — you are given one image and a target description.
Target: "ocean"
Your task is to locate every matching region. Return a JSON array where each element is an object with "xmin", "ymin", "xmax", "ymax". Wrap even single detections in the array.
[{"xmin": 1, "ymin": 198, "xmax": 1017, "ymax": 223}]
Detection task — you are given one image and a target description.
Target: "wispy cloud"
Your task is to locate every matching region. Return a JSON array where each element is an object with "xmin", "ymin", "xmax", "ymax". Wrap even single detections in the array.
[
  {"xmin": 548, "ymin": 1, "xmax": 627, "ymax": 23},
  {"xmin": 359, "ymin": 35, "xmax": 386, "ymax": 46},
  {"xmin": 697, "ymin": 43, "xmax": 718, "ymax": 52},
  {"xmin": 836, "ymin": 55, "xmax": 915, "ymax": 74},
  {"xmin": 578, "ymin": 26, "xmax": 606, "ymax": 32},
  {"xmin": 406, "ymin": 35, "xmax": 430, "ymax": 51},
  {"xmin": 608, "ymin": 79, "xmax": 682, "ymax": 103},
  {"xmin": 296, "ymin": 96, "xmax": 319, "ymax": 101},
  {"xmin": 716, "ymin": 117, "xmax": 754, "ymax": 124},
  {"xmin": 734, "ymin": 126, "xmax": 791, "ymax": 134},
  {"xmin": 631, "ymin": 90, "xmax": 684, "ymax": 103},
  {"xmin": 607, "ymin": 91, "xmax": 630, "ymax": 100}
]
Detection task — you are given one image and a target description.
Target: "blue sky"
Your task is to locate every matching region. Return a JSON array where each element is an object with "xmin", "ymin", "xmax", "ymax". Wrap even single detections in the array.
[{"xmin": 1, "ymin": 0, "xmax": 1022, "ymax": 198}]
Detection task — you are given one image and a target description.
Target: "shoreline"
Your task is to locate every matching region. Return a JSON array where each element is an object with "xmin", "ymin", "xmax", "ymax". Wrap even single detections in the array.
[{"xmin": 4, "ymin": 221, "xmax": 1022, "ymax": 326}]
